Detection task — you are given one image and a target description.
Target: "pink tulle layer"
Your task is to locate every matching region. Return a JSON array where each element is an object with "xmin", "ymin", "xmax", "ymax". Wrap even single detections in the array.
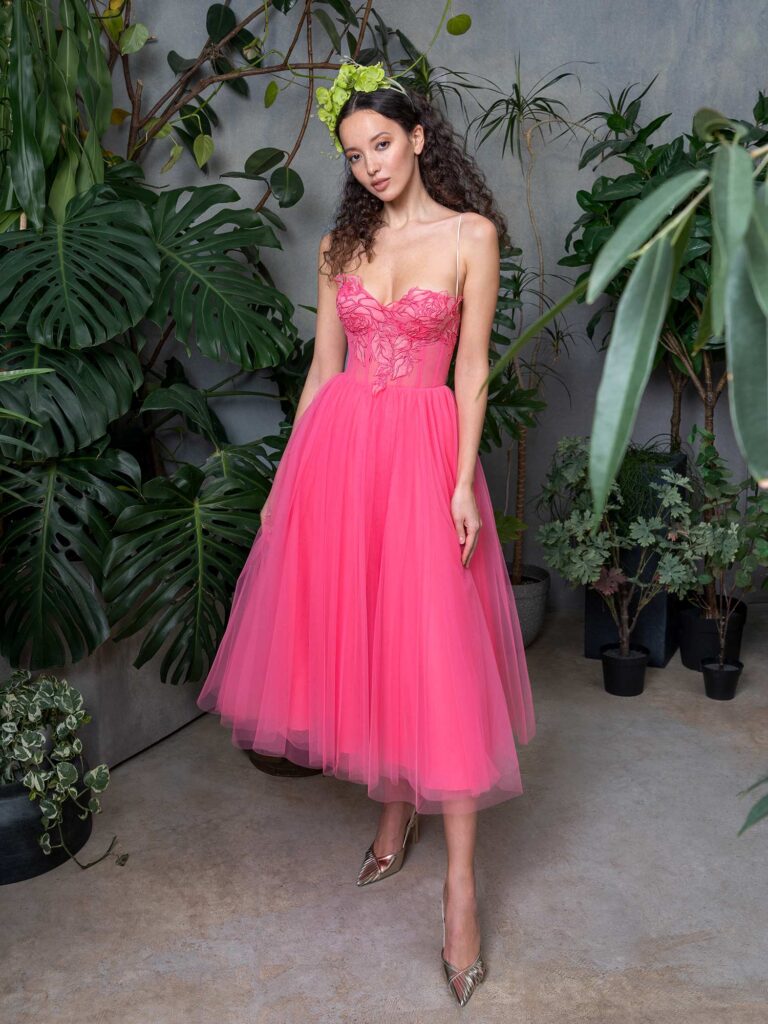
[{"xmin": 197, "ymin": 372, "xmax": 536, "ymax": 814}]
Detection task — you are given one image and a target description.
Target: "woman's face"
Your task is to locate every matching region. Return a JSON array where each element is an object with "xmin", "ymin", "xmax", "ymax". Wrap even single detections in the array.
[{"xmin": 337, "ymin": 109, "xmax": 423, "ymax": 200}]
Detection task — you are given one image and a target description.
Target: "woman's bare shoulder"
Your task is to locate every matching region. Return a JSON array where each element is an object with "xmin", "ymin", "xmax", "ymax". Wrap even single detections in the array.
[{"xmin": 459, "ymin": 211, "xmax": 497, "ymax": 242}]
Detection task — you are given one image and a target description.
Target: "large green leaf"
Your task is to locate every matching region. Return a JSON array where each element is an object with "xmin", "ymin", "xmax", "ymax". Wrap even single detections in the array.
[
  {"xmin": 724, "ymin": 243, "xmax": 768, "ymax": 481},
  {"xmin": 0, "ymin": 367, "xmax": 54, "ymax": 452},
  {"xmin": 72, "ymin": 0, "xmax": 113, "ymax": 137},
  {"xmin": 146, "ymin": 184, "xmax": 298, "ymax": 369},
  {"xmin": 710, "ymin": 142, "xmax": 754, "ymax": 335},
  {"xmin": 141, "ymin": 382, "xmax": 228, "ymax": 445},
  {"xmin": 104, "ymin": 448, "xmax": 276, "ymax": 684},
  {"xmin": 586, "ymin": 170, "xmax": 707, "ymax": 302},
  {"xmin": 0, "ymin": 442, "xmax": 141, "ymax": 667},
  {"xmin": 0, "ymin": 186, "xmax": 160, "ymax": 347},
  {"xmin": 8, "ymin": 0, "xmax": 46, "ymax": 230},
  {"xmin": 0, "ymin": 341, "xmax": 143, "ymax": 458},
  {"xmin": 744, "ymin": 183, "xmax": 768, "ymax": 318},
  {"xmin": 206, "ymin": 3, "xmax": 236, "ymax": 41},
  {"xmin": 589, "ymin": 235, "xmax": 674, "ymax": 515}
]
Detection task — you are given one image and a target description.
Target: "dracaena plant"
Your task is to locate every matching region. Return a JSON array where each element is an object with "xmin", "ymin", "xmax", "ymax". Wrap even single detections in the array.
[
  {"xmin": 485, "ymin": 93, "xmax": 768, "ymax": 518},
  {"xmin": 537, "ymin": 436, "xmax": 697, "ymax": 657},
  {"xmin": 559, "ymin": 77, "xmax": 738, "ymax": 449}
]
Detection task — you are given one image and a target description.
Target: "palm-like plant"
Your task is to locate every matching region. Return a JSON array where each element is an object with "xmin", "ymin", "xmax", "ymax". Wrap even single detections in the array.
[{"xmin": 464, "ymin": 53, "xmax": 580, "ymax": 584}]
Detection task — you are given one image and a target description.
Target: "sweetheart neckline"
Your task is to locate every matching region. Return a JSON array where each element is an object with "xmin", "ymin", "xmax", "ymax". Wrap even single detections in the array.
[{"xmin": 336, "ymin": 272, "xmax": 463, "ymax": 310}]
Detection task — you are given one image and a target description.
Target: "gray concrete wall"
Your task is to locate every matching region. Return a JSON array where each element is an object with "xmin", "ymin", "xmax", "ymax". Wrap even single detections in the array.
[{"xmin": 113, "ymin": 0, "xmax": 768, "ymax": 615}]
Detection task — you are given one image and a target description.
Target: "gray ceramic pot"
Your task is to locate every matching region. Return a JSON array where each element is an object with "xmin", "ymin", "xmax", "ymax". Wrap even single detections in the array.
[{"xmin": 508, "ymin": 562, "xmax": 550, "ymax": 648}]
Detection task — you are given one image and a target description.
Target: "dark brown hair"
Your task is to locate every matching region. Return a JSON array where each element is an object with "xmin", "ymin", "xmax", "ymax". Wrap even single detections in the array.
[{"xmin": 322, "ymin": 86, "xmax": 511, "ymax": 278}]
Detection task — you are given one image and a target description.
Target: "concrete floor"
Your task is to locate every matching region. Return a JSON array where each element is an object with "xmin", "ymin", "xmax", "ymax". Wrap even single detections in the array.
[{"xmin": 2, "ymin": 610, "xmax": 767, "ymax": 1024}]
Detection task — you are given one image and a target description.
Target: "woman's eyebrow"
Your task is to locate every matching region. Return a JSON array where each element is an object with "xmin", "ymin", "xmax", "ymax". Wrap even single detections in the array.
[{"xmin": 343, "ymin": 130, "xmax": 391, "ymax": 154}]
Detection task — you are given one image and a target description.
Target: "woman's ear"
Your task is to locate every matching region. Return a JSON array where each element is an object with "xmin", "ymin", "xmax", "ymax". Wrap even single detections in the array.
[{"xmin": 411, "ymin": 123, "xmax": 424, "ymax": 155}]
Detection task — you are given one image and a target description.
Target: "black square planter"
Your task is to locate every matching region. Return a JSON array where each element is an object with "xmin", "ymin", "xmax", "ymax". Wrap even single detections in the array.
[{"xmin": 584, "ymin": 584, "xmax": 680, "ymax": 668}]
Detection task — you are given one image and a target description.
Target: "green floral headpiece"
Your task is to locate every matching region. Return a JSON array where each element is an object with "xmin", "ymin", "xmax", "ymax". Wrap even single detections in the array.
[{"xmin": 315, "ymin": 57, "xmax": 410, "ymax": 155}]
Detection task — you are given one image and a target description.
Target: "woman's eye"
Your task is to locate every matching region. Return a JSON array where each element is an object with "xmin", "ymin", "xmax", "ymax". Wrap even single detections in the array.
[{"xmin": 348, "ymin": 141, "xmax": 389, "ymax": 163}]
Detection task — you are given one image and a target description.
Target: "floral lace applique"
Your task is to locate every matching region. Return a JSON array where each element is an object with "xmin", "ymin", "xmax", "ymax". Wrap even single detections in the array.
[{"xmin": 334, "ymin": 273, "xmax": 463, "ymax": 394}]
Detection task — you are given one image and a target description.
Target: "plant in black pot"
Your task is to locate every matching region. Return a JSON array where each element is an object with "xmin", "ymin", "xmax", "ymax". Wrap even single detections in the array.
[
  {"xmin": 582, "ymin": 437, "xmax": 688, "ymax": 667},
  {"xmin": 538, "ymin": 436, "xmax": 696, "ymax": 696},
  {"xmin": 672, "ymin": 430, "xmax": 768, "ymax": 698},
  {"xmin": 0, "ymin": 670, "xmax": 115, "ymax": 885}
]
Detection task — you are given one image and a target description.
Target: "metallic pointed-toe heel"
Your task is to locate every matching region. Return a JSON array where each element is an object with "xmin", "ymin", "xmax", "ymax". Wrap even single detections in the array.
[
  {"xmin": 356, "ymin": 806, "xmax": 420, "ymax": 886},
  {"xmin": 440, "ymin": 890, "xmax": 487, "ymax": 1007}
]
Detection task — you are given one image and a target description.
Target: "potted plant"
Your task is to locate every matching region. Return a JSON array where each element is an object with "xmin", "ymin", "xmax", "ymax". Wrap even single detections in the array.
[
  {"xmin": 469, "ymin": 57, "xmax": 582, "ymax": 645},
  {"xmin": 671, "ymin": 431, "xmax": 768, "ymax": 697},
  {"xmin": 582, "ymin": 437, "xmax": 687, "ymax": 666},
  {"xmin": 0, "ymin": 670, "xmax": 113, "ymax": 884},
  {"xmin": 676, "ymin": 426, "xmax": 758, "ymax": 672},
  {"xmin": 538, "ymin": 437, "xmax": 695, "ymax": 696}
]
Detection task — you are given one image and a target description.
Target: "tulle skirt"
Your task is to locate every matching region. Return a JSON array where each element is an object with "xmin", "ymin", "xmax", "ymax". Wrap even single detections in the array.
[{"xmin": 196, "ymin": 372, "xmax": 536, "ymax": 814}]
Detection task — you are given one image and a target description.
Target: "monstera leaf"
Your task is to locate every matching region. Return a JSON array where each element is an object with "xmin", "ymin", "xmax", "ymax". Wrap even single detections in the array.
[
  {"xmin": 0, "ymin": 185, "xmax": 160, "ymax": 348},
  {"xmin": 0, "ymin": 340, "xmax": 143, "ymax": 458},
  {"xmin": 140, "ymin": 382, "xmax": 229, "ymax": 446},
  {"xmin": 104, "ymin": 444, "xmax": 279, "ymax": 685},
  {"xmin": 0, "ymin": 440, "xmax": 141, "ymax": 667},
  {"xmin": 0, "ymin": 366, "xmax": 55, "ymax": 451},
  {"xmin": 146, "ymin": 184, "xmax": 299, "ymax": 370}
]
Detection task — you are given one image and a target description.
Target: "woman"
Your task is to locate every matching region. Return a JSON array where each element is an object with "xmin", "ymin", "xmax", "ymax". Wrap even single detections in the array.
[{"xmin": 197, "ymin": 61, "xmax": 536, "ymax": 1008}]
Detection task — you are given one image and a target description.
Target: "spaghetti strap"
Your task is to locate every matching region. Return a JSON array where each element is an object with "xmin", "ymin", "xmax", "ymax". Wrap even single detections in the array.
[{"xmin": 455, "ymin": 214, "xmax": 463, "ymax": 298}]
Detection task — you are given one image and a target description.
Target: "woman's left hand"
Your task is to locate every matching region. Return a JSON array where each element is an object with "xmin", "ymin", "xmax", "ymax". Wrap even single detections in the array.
[{"xmin": 451, "ymin": 483, "xmax": 482, "ymax": 568}]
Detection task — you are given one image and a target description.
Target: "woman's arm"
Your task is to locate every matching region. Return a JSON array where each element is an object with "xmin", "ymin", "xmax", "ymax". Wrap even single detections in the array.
[
  {"xmin": 293, "ymin": 231, "xmax": 348, "ymax": 429},
  {"xmin": 451, "ymin": 214, "xmax": 500, "ymax": 567}
]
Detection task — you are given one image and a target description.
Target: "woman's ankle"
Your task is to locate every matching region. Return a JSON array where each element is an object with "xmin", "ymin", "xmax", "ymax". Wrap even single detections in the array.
[{"xmin": 445, "ymin": 871, "xmax": 476, "ymax": 895}]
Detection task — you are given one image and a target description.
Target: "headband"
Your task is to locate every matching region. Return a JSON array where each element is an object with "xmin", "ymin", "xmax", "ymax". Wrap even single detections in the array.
[{"xmin": 315, "ymin": 57, "xmax": 413, "ymax": 155}]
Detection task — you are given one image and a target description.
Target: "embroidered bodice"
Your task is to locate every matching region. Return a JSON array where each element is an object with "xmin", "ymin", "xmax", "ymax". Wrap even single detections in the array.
[
  {"xmin": 334, "ymin": 274, "xmax": 463, "ymax": 393},
  {"xmin": 333, "ymin": 213, "xmax": 465, "ymax": 394}
]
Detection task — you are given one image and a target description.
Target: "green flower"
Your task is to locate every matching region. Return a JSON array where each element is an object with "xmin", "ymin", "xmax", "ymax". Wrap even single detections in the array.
[{"xmin": 314, "ymin": 59, "xmax": 394, "ymax": 155}]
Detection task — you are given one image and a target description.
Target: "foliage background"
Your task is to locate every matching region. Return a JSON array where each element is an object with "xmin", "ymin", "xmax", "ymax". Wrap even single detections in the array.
[{"xmin": 90, "ymin": 0, "xmax": 768, "ymax": 609}]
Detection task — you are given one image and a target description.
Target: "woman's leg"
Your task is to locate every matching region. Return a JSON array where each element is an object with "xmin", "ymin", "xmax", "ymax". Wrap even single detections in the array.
[
  {"xmin": 442, "ymin": 807, "xmax": 481, "ymax": 969},
  {"xmin": 372, "ymin": 799, "xmax": 416, "ymax": 856}
]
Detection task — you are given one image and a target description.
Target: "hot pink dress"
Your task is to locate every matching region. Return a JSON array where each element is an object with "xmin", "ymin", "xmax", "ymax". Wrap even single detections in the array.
[{"xmin": 196, "ymin": 215, "xmax": 536, "ymax": 814}]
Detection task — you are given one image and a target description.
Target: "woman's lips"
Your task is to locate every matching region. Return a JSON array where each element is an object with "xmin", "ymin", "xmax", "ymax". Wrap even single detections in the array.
[{"xmin": 372, "ymin": 178, "xmax": 389, "ymax": 192}]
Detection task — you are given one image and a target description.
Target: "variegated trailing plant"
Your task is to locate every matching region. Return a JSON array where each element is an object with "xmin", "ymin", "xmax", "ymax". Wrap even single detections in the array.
[{"xmin": 0, "ymin": 669, "xmax": 114, "ymax": 861}]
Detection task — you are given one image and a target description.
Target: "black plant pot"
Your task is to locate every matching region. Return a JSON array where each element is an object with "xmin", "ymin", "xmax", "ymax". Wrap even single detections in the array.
[
  {"xmin": 585, "ymin": 585, "xmax": 680, "ymax": 668},
  {"xmin": 701, "ymin": 658, "xmax": 743, "ymax": 701},
  {"xmin": 0, "ymin": 764, "xmax": 93, "ymax": 885},
  {"xmin": 247, "ymin": 750, "xmax": 322, "ymax": 777},
  {"xmin": 600, "ymin": 643, "xmax": 649, "ymax": 697},
  {"xmin": 585, "ymin": 448, "xmax": 688, "ymax": 668},
  {"xmin": 678, "ymin": 600, "xmax": 747, "ymax": 671}
]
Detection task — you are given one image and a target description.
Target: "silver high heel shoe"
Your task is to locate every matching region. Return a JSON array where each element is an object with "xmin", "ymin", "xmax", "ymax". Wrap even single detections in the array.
[
  {"xmin": 356, "ymin": 806, "xmax": 420, "ymax": 886},
  {"xmin": 440, "ymin": 885, "xmax": 487, "ymax": 1007}
]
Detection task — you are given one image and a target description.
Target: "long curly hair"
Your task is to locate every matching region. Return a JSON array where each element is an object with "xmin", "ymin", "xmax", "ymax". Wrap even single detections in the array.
[{"xmin": 322, "ymin": 86, "xmax": 511, "ymax": 279}]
